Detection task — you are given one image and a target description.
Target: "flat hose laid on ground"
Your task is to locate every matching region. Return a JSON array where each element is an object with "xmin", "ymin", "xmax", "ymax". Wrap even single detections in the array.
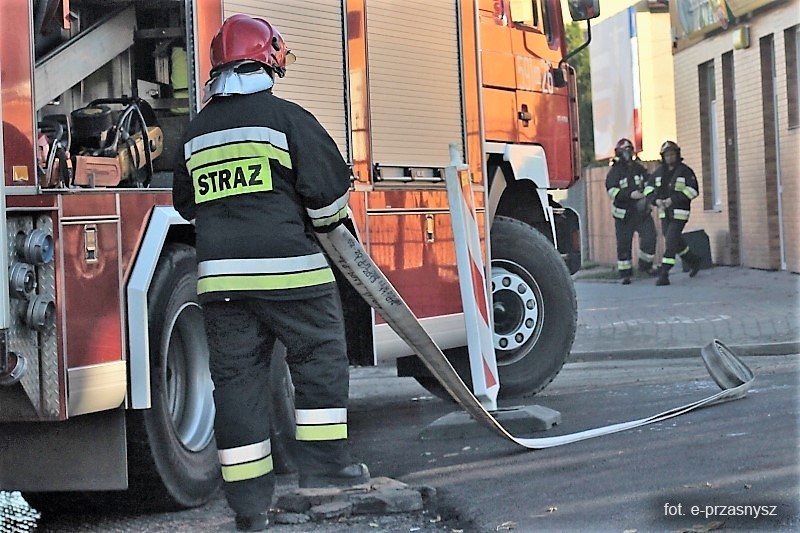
[{"xmin": 318, "ymin": 226, "xmax": 755, "ymax": 449}]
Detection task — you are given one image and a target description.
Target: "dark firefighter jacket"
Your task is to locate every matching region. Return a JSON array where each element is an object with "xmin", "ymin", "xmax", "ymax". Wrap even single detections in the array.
[
  {"xmin": 172, "ymin": 90, "xmax": 350, "ymax": 303},
  {"xmin": 648, "ymin": 160, "xmax": 699, "ymax": 221},
  {"xmin": 605, "ymin": 160, "xmax": 652, "ymax": 220}
]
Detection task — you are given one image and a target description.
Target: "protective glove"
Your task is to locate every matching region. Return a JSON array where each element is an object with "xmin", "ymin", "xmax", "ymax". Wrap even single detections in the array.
[{"xmin": 629, "ymin": 190, "xmax": 644, "ymax": 200}]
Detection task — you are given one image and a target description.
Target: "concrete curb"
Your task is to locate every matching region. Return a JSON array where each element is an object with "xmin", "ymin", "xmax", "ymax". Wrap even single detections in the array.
[{"xmin": 569, "ymin": 341, "xmax": 800, "ymax": 362}]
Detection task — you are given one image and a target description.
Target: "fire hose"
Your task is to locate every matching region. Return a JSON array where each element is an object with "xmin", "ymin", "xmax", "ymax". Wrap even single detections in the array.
[{"xmin": 317, "ymin": 224, "xmax": 755, "ymax": 449}]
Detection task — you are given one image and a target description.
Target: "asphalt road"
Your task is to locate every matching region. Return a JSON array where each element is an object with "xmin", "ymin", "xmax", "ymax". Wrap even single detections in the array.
[
  {"xmin": 350, "ymin": 354, "xmax": 799, "ymax": 532},
  {"xmin": 10, "ymin": 353, "xmax": 796, "ymax": 532}
]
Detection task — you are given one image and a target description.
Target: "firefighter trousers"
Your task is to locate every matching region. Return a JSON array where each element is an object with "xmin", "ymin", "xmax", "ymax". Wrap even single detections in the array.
[
  {"xmin": 614, "ymin": 212, "xmax": 656, "ymax": 277},
  {"xmin": 660, "ymin": 218, "xmax": 690, "ymax": 271},
  {"xmin": 203, "ymin": 289, "xmax": 353, "ymax": 516}
]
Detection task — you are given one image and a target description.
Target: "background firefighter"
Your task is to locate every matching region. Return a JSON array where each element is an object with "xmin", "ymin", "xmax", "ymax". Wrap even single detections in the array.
[
  {"xmin": 172, "ymin": 15, "xmax": 368, "ymax": 532},
  {"xmin": 605, "ymin": 138, "xmax": 657, "ymax": 285},
  {"xmin": 649, "ymin": 140, "xmax": 702, "ymax": 286}
]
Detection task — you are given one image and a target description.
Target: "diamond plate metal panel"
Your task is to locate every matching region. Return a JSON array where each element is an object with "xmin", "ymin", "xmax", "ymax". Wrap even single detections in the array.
[
  {"xmin": 36, "ymin": 214, "xmax": 59, "ymax": 417},
  {"xmin": 6, "ymin": 216, "xmax": 41, "ymax": 415},
  {"xmin": 3, "ymin": 214, "xmax": 60, "ymax": 419}
]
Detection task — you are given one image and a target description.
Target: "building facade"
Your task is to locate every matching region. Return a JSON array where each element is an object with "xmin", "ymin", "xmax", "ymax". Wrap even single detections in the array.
[{"xmin": 671, "ymin": 0, "xmax": 799, "ymax": 272}]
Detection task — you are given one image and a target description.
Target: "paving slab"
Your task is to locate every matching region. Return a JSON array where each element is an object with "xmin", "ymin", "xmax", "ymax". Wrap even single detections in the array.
[{"xmin": 571, "ymin": 266, "xmax": 799, "ymax": 360}]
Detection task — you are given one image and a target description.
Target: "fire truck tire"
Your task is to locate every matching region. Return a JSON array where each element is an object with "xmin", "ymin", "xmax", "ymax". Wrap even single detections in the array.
[
  {"xmin": 127, "ymin": 243, "xmax": 220, "ymax": 509},
  {"xmin": 417, "ymin": 216, "xmax": 576, "ymax": 400}
]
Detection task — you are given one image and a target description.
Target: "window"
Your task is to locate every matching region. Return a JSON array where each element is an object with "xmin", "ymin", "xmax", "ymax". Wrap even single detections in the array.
[
  {"xmin": 698, "ymin": 60, "xmax": 721, "ymax": 211},
  {"xmin": 785, "ymin": 25, "xmax": 799, "ymax": 129},
  {"xmin": 509, "ymin": 0, "xmax": 539, "ymax": 28}
]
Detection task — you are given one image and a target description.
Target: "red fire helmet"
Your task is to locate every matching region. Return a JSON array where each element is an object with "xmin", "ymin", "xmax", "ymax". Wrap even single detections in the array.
[{"xmin": 210, "ymin": 14, "xmax": 295, "ymax": 77}]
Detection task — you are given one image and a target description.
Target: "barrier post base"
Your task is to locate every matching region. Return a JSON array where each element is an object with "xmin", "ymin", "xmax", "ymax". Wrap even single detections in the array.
[{"xmin": 419, "ymin": 405, "xmax": 561, "ymax": 441}]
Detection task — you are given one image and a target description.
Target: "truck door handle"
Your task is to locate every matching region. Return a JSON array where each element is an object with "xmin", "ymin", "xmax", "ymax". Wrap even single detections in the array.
[
  {"xmin": 518, "ymin": 104, "xmax": 531, "ymax": 125},
  {"xmin": 425, "ymin": 214, "xmax": 435, "ymax": 243}
]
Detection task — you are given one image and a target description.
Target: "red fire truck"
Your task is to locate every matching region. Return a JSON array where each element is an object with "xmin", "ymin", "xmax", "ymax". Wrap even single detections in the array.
[{"xmin": 1, "ymin": 0, "xmax": 598, "ymax": 508}]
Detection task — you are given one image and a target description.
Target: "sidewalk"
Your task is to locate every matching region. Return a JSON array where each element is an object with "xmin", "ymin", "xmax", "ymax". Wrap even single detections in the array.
[{"xmin": 570, "ymin": 265, "xmax": 800, "ymax": 360}]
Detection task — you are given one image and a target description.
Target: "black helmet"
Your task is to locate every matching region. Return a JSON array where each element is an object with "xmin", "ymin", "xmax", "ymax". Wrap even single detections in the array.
[
  {"xmin": 614, "ymin": 138, "xmax": 634, "ymax": 162},
  {"xmin": 659, "ymin": 140, "xmax": 681, "ymax": 160}
]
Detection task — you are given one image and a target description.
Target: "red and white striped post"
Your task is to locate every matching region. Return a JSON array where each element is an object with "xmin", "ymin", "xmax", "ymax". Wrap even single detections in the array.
[{"xmin": 445, "ymin": 144, "xmax": 499, "ymax": 411}]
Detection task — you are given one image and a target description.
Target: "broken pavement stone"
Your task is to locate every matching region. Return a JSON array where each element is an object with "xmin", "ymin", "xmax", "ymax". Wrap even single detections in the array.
[
  {"xmin": 271, "ymin": 512, "xmax": 311, "ymax": 525},
  {"xmin": 351, "ymin": 488, "xmax": 423, "ymax": 514},
  {"xmin": 368, "ymin": 476, "xmax": 408, "ymax": 490},
  {"xmin": 272, "ymin": 476, "xmax": 427, "ymax": 523},
  {"xmin": 307, "ymin": 500, "xmax": 353, "ymax": 521}
]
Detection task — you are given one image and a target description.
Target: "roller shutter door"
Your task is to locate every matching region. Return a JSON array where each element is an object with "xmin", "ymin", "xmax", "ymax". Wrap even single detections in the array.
[
  {"xmin": 222, "ymin": 1, "xmax": 348, "ymax": 159},
  {"xmin": 366, "ymin": 0, "xmax": 463, "ymax": 168}
]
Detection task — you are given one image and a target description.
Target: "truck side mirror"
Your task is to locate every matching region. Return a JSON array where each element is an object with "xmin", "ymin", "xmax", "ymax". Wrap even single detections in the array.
[{"xmin": 568, "ymin": 0, "xmax": 600, "ymax": 21}]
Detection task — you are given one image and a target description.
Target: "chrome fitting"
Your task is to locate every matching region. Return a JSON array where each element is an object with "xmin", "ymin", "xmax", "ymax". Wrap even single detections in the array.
[
  {"xmin": 0, "ymin": 331, "xmax": 27, "ymax": 385},
  {"xmin": 16, "ymin": 228, "xmax": 54, "ymax": 264}
]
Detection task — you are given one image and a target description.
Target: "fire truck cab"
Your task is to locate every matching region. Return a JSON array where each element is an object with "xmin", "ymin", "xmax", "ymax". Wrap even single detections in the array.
[{"xmin": 1, "ymin": 0, "xmax": 599, "ymax": 508}]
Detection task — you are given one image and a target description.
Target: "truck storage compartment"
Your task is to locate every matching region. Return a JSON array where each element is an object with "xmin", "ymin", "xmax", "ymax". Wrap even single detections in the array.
[{"xmin": 366, "ymin": 0, "xmax": 464, "ymax": 170}]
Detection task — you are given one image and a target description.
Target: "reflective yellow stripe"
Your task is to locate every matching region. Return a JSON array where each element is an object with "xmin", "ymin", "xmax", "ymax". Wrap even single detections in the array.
[
  {"xmin": 639, "ymin": 250, "xmax": 655, "ymax": 261},
  {"xmin": 221, "ymin": 456, "xmax": 273, "ymax": 482},
  {"xmin": 673, "ymin": 209, "xmax": 690, "ymax": 221},
  {"xmin": 197, "ymin": 268, "xmax": 335, "ymax": 294},
  {"xmin": 311, "ymin": 205, "xmax": 348, "ymax": 229},
  {"xmin": 617, "ymin": 260, "xmax": 632, "ymax": 270},
  {"xmin": 296, "ymin": 424, "xmax": 348, "ymax": 441},
  {"xmin": 612, "ymin": 206, "xmax": 626, "ymax": 219},
  {"xmin": 682, "ymin": 187, "xmax": 698, "ymax": 199},
  {"xmin": 188, "ymin": 141, "xmax": 290, "ymax": 173},
  {"xmin": 608, "ymin": 187, "xmax": 620, "ymax": 199},
  {"xmin": 662, "ymin": 257, "xmax": 676, "ymax": 265},
  {"xmin": 307, "ymin": 191, "xmax": 349, "ymax": 219}
]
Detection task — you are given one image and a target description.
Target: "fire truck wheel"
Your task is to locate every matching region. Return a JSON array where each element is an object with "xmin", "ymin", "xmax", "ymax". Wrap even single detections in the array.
[
  {"xmin": 268, "ymin": 342, "xmax": 298, "ymax": 474},
  {"xmin": 127, "ymin": 243, "xmax": 220, "ymax": 509},
  {"xmin": 416, "ymin": 217, "xmax": 576, "ymax": 400},
  {"xmin": 489, "ymin": 217, "xmax": 576, "ymax": 397}
]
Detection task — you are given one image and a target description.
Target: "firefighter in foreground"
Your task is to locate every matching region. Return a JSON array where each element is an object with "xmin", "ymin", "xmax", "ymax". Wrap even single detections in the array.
[
  {"xmin": 605, "ymin": 138, "xmax": 657, "ymax": 284},
  {"xmin": 173, "ymin": 15, "xmax": 369, "ymax": 531},
  {"xmin": 649, "ymin": 140, "xmax": 702, "ymax": 286}
]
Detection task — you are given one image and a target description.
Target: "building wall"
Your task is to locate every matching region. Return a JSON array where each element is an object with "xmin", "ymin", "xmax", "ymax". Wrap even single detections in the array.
[
  {"xmin": 635, "ymin": 11, "xmax": 677, "ymax": 161},
  {"xmin": 672, "ymin": 1, "xmax": 799, "ymax": 272}
]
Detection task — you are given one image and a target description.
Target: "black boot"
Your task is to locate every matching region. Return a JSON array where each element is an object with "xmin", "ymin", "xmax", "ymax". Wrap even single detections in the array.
[
  {"xmin": 682, "ymin": 252, "xmax": 701, "ymax": 278},
  {"xmin": 655, "ymin": 266, "xmax": 670, "ymax": 286},
  {"xmin": 299, "ymin": 462, "xmax": 370, "ymax": 489},
  {"xmin": 235, "ymin": 513, "xmax": 268, "ymax": 532},
  {"xmin": 638, "ymin": 260, "xmax": 657, "ymax": 276},
  {"xmin": 620, "ymin": 268, "xmax": 632, "ymax": 285}
]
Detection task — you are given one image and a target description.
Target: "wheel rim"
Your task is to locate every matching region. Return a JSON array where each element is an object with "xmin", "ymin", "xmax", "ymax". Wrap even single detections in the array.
[
  {"xmin": 162, "ymin": 302, "xmax": 215, "ymax": 452},
  {"xmin": 491, "ymin": 261, "xmax": 544, "ymax": 365}
]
